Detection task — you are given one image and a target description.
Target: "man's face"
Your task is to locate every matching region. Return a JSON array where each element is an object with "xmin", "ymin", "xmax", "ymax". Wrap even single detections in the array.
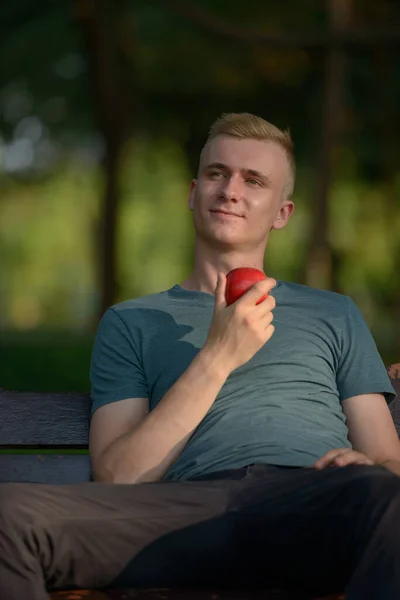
[{"xmin": 188, "ymin": 135, "xmax": 294, "ymax": 251}]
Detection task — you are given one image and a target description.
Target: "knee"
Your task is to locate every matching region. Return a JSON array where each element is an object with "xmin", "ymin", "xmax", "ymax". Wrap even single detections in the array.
[
  {"xmin": 0, "ymin": 482, "xmax": 29, "ymax": 511},
  {"xmin": 0, "ymin": 483, "xmax": 33, "ymax": 529}
]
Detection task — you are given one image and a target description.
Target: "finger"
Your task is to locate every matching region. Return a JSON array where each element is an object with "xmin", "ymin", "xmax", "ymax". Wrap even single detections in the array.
[
  {"xmin": 314, "ymin": 448, "xmax": 352, "ymax": 469},
  {"xmin": 257, "ymin": 294, "xmax": 276, "ymax": 315},
  {"xmin": 257, "ymin": 299, "xmax": 276, "ymax": 323},
  {"xmin": 240, "ymin": 278, "xmax": 277, "ymax": 305},
  {"xmin": 264, "ymin": 324, "xmax": 275, "ymax": 337},
  {"xmin": 314, "ymin": 448, "xmax": 349, "ymax": 467},
  {"xmin": 214, "ymin": 273, "xmax": 227, "ymax": 308},
  {"xmin": 264, "ymin": 311, "xmax": 274, "ymax": 325},
  {"xmin": 314, "ymin": 457, "xmax": 336, "ymax": 469},
  {"xmin": 334, "ymin": 454, "xmax": 373, "ymax": 467}
]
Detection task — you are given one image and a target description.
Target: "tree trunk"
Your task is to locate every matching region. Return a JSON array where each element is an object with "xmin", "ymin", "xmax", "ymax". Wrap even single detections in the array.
[
  {"xmin": 300, "ymin": 0, "xmax": 351, "ymax": 291},
  {"xmin": 374, "ymin": 47, "xmax": 400, "ymax": 359},
  {"xmin": 74, "ymin": 0, "xmax": 132, "ymax": 325}
]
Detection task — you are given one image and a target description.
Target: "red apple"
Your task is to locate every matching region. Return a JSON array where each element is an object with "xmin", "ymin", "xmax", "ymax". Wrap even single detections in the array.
[{"xmin": 225, "ymin": 267, "xmax": 268, "ymax": 306}]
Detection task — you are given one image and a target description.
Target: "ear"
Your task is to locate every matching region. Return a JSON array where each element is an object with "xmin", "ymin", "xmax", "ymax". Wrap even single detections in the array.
[
  {"xmin": 188, "ymin": 179, "xmax": 197, "ymax": 211},
  {"xmin": 272, "ymin": 200, "xmax": 295, "ymax": 231}
]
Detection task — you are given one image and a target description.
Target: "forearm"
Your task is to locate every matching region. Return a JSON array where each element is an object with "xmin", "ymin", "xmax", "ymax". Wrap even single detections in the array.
[
  {"xmin": 96, "ymin": 347, "xmax": 230, "ymax": 484},
  {"xmin": 380, "ymin": 459, "xmax": 400, "ymax": 477}
]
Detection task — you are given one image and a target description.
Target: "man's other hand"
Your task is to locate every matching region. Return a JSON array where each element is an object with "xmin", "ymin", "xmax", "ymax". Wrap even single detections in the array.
[{"xmin": 313, "ymin": 448, "xmax": 374, "ymax": 469}]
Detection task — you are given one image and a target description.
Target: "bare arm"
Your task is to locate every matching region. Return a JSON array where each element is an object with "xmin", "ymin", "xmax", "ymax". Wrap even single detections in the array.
[
  {"xmin": 90, "ymin": 275, "xmax": 276, "ymax": 484},
  {"xmin": 314, "ymin": 393, "xmax": 400, "ymax": 475},
  {"xmin": 90, "ymin": 346, "xmax": 230, "ymax": 484},
  {"xmin": 343, "ymin": 393, "xmax": 400, "ymax": 463}
]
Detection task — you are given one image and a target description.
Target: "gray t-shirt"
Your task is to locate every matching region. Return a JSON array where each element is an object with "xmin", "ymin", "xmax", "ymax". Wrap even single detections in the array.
[{"xmin": 90, "ymin": 280, "xmax": 396, "ymax": 481}]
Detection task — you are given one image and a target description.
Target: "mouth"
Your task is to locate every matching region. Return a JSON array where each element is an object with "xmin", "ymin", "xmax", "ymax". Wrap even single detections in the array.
[{"xmin": 210, "ymin": 210, "xmax": 243, "ymax": 218}]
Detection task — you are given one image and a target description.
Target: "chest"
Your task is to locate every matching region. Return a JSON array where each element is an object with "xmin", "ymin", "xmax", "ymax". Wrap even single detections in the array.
[{"xmin": 141, "ymin": 303, "xmax": 342, "ymax": 409}]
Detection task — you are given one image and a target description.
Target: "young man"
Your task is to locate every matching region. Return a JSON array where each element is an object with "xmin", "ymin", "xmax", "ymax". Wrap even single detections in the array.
[{"xmin": 1, "ymin": 113, "xmax": 399, "ymax": 600}]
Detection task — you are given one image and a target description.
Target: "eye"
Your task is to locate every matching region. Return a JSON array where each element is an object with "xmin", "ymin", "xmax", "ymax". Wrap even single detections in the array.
[
  {"xmin": 246, "ymin": 178, "xmax": 262, "ymax": 186},
  {"xmin": 209, "ymin": 170, "xmax": 225, "ymax": 178}
]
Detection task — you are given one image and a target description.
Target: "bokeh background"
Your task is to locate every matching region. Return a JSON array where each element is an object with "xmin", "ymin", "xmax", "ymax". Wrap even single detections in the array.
[{"xmin": 1, "ymin": 0, "xmax": 399, "ymax": 393}]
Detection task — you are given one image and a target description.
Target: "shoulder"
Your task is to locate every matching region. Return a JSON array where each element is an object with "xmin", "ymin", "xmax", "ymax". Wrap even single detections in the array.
[
  {"xmin": 111, "ymin": 289, "xmax": 171, "ymax": 315},
  {"xmin": 277, "ymin": 280, "xmax": 352, "ymax": 312},
  {"xmin": 100, "ymin": 288, "xmax": 177, "ymax": 335},
  {"xmin": 276, "ymin": 281, "xmax": 371, "ymax": 347}
]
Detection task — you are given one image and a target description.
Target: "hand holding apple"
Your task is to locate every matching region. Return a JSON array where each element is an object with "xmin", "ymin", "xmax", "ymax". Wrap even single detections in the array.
[
  {"xmin": 203, "ymin": 270, "xmax": 276, "ymax": 374},
  {"xmin": 225, "ymin": 267, "xmax": 268, "ymax": 306}
]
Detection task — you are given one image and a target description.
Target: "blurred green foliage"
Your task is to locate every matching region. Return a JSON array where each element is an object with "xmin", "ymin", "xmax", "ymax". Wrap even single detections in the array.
[
  {"xmin": 0, "ymin": 0, "xmax": 399, "ymax": 392},
  {"xmin": 0, "ymin": 330, "xmax": 93, "ymax": 392}
]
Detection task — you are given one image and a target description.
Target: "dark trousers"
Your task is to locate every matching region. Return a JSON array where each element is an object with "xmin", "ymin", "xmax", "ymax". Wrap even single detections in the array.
[{"xmin": 1, "ymin": 463, "xmax": 400, "ymax": 600}]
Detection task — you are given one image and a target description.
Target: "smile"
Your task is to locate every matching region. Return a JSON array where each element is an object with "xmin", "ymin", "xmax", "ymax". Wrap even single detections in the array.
[{"xmin": 210, "ymin": 211, "xmax": 242, "ymax": 218}]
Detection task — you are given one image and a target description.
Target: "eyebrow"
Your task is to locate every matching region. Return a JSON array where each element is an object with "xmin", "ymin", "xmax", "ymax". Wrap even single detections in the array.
[{"xmin": 204, "ymin": 162, "xmax": 271, "ymax": 185}]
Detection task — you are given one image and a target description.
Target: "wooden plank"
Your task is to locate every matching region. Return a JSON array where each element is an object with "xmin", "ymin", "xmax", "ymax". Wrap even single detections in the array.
[
  {"xmin": 0, "ymin": 389, "xmax": 91, "ymax": 446},
  {"xmin": 0, "ymin": 364, "xmax": 398, "ymax": 447},
  {"xmin": 49, "ymin": 588, "xmax": 340, "ymax": 599},
  {"xmin": 0, "ymin": 454, "xmax": 92, "ymax": 484}
]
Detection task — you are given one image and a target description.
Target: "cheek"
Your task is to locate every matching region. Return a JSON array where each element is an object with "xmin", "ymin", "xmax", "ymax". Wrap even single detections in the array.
[
  {"xmin": 247, "ymin": 210, "xmax": 276, "ymax": 237},
  {"xmin": 194, "ymin": 184, "xmax": 215, "ymax": 211},
  {"xmin": 249, "ymin": 203, "xmax": 274, "ymax": 224}
]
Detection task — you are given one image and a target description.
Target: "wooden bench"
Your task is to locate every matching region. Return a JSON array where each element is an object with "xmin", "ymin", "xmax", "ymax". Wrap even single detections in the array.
[{"xmin": 1, "ymin": 363, "xmax": 399, "ymax": 600}]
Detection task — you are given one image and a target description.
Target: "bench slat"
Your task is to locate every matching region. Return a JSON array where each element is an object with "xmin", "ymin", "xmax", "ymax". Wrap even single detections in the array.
[
  {"xmin": 0, "ymin": 390, "xmax": 91, "ymax": 446},
  {"xmin": 0, "ymin": 454, "xmax": 91, "ymax": 484},
  {"xmin": 50, "ymin": 589, "xmax": 322, "ymax": 599},
  {"xmin": 0, "ymin": 365, "xmax": 398, "ymax": 454}
]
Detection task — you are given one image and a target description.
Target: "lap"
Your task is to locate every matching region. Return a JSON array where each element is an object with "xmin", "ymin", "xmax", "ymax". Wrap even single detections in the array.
[
  {"xmin": 226, "ymin": 464, "xmax": 400, "ymax": 594},
  {"xmin": 0, "ymin": 476, "xmax": 238, "ymax": 589},
  {"xmin": 2, "ymin": 462, "xmax": 398, "ymax": 524},
  {"xmin": 1, "ymin": 463, "xmax": 398, "ymax": 592}
]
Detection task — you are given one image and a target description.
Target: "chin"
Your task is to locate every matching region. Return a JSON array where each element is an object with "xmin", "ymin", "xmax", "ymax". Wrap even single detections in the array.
[
  {"xmin": 205, "ymin": 233, "xmax": 244, "ymax": 249},
  {"xmin": 194, "ymin": 219, "xmax": 244, "ymax": 244}
]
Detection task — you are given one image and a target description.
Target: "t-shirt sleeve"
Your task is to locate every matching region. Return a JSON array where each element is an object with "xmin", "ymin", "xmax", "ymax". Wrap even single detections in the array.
[
  {"xmin": 336, "ymin": 297, "xmax": 396, "ymax": 405},
  {"xmin": 90, "ymin": 307, "xmax": 149, "ymax": 418}
]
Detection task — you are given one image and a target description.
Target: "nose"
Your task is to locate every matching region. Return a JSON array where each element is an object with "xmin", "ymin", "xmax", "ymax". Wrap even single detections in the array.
[{"xmin": 218, "ymin": 174, "xmax": 242, "ymax": 202}]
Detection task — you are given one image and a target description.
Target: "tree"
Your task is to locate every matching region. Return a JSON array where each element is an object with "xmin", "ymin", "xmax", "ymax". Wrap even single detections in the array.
[{"xmin": 75, "ymin": 0, "xmax": 134, "ymax": 321}]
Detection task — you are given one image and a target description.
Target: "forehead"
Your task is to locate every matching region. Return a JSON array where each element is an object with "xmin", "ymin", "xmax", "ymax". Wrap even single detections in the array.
[{"xmin": 200, "ymin": 135, "xmax": 289, "ymax": 179}]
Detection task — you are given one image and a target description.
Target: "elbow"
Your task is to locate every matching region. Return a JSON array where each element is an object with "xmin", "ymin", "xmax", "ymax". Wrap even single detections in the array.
[
  {"xmin": 90, "ymin": 451, "xmax": 166, "ymax": 484},
  {"xmin": 94, "ymin": 465, "xmax": 164, "ymax": 485},
  {"xmin": 92, "ymin": 467, "xmax": 140, "ymax": 485},
  {"xmin": 90, "ymin": 455, "xmax": 140, "ymax": 485}
]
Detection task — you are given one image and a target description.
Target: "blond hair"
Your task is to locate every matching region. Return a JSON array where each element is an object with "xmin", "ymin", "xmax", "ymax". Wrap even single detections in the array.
[{"xmin": 206, "ymin": 112, "xmax": 295, "ymax": 198}]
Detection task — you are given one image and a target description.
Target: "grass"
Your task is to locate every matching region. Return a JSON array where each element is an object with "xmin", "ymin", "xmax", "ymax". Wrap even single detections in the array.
[{"xmin": 0, "ymin": 330, "xmax": 94, "ymax": 392}]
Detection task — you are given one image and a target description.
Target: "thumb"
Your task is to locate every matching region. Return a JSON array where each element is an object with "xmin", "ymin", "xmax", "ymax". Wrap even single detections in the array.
[{"xmin": 214, "ymin": 272, "xmax": 227, "ymax": 308}]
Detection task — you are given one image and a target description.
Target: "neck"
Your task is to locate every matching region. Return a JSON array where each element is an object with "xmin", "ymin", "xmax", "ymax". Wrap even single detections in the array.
[{"xmin": 180, "ymin": 239, "xmax": 266, "ymax": 295}]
